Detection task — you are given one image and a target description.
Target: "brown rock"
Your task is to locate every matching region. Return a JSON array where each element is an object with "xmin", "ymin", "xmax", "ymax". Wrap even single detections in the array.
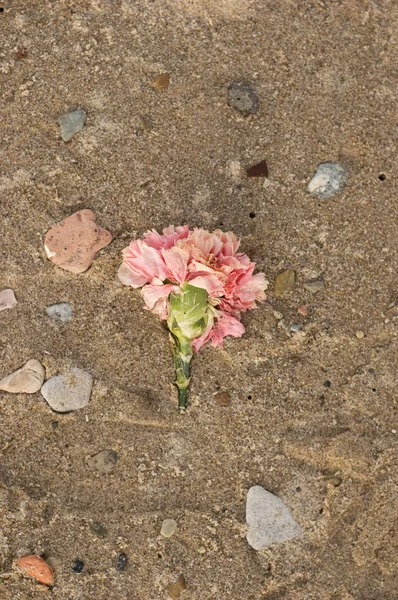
[
  {"xmin": 297, "ymin": 304, "xmax": 309, "ymax": 316},
  {"xmin": 274, "ymin": 269, "xmax": 295, "ymax": 296},
  {"xmin": 44, "ymin": 209, "xmax": 112, "ymax": 274},
  {"xmin": 154, "ymin": 73, "xmax": 170, "ymax": 91},
  {"xmin": 167, "ymin": 574, "xmax": 186, "ymax": 599},
  {"xmin": 17, "ymin": 555, "xmax": 54, "ymax": 586},
  {"xmin": 214, "ymin": 391, "xmax": 231, "ymax": 406}
]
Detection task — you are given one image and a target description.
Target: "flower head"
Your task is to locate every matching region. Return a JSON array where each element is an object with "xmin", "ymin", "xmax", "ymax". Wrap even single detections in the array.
[{"xmin": 118, "ymin": 225, "xmax": 268, "ymax": 350}]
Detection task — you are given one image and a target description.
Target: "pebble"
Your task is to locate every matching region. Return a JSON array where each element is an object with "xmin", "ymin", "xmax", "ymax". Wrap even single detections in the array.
[
  {"xmin": 154, "ymin": 73, "xmax": 170, "ymax": 91},
  {"xmin": 58, "ymin": 109, "xmax": 86, "ymax": 142},
  {"xmin": 273, "ymin": 311, "xmax": 284, "ymax": 320},
  {"xmin": 41, "ymin": 367, "xmax": 93, "ymax": 412},
  {"xmin": 116, "ymin": 552, "xmax": 128, "ymax": 572},
  {"xmin": 17, "ymin": 555, "xmax": 54, "ymax": 586},
  {"xmin": 290, "ymin": 323, "xmax": 302, "ymax": 333},
  {"xmin": 0, "ymin": 288, "xmax": 17, "ymax": 311},
  {"xmin": 308, "ymin": 162, "xmax": 347, "ymax": 199},
  {"xmin": 90, "ymin": 522, "xmax": 108, "ymax": 538},
  {"xmin": 297, "ymin": 304, "xmax": 309, "ymax": 317},
  {"xmin": 45, "ymin": 302, "xmax": 73, "ymax": 324},
  {"xmin": 227, "ymin": 83, "xmax": 260, "ymax": 116},
  {"xmin": 160, "ymin": 519, "xmax": 177, "ymax": 538},
  {"xmin": 246, "ymin": 485, "xmax": 302, "ymax": 550},
  {"xmin": 166, "ymin": 574, "xmax": 186, "ymax": 599},
  {"xmin": 355, "ymin": 330, "xmax": 365, "ymax": 339},
  {"xmin": 87, "ymin": 449, "xmax": 119, "ymax": 474},
  {"xmin": 0, "ymin": 359, "xmax": 45, "ymax": 394},
  {"xmin": 213, "ymin": 391, "xmax": 231, "ymax": 406},
  {"xmin": 303, "ymin": 280, "xmax": 324, "ymax": 294},
  {"xmin": 44, "ymin": 209, "xmax": 112, "ymax": 274},
  {"xmin": 71, "ymin": 559, "xmax": 85, "ymax": 573},
  {"xmin": 274, "ymin": 269, "xmax": 295, "ymax": 296}
]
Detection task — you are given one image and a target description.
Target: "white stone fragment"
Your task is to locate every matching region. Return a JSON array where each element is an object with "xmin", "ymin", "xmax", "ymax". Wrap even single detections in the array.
[
  {"xmin": 41, "ymin": 367, "xmax": 93, "ymax": 412},
  {"xmin": 246, "ymin": 485, "xmax": 302, "ymax": 550},
  {"xmin": 45, "ymin": 302, "xmax": 73, "ymax": 323},
  {"xmin": 0, "ymin": 289, "xmax": 17, "ymax": 311},
  {"xmin": 308, "ymin": 162, "xmax": 347, "ymax": 199},
  {"xmin": 0, "ymin": 359, "xmax": 45, "ymax": 394}
]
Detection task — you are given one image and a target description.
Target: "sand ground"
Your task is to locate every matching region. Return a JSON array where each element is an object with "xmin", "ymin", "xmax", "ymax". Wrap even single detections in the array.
[{"xmin": 1, "ymin": 0, "xmax": 398, "ymax": 598}]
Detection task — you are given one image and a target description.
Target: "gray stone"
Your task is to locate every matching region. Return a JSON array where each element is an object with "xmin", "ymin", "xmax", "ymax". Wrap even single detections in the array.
[
  {"xmin": 308, "ymin": 162, "xmax": 347, "ymax": 199},
  {"xmin": 87, "ymin": 449, "xmax": 118, "ymax": 474},
  {"xmin": 0, "ymin": 359, "xmax": 45, "ymax": 394},
  {"xmin": 227, "ymin": 83, "xmax": 260, "ymax": 116},
  {"xmin": 45, "ymin": 302, "xmax": 73, "ymax": 324},
  {"xmin": 160, "ymin": 519, "xmax": 177, "ymax": 538},
  {"xmin": 246, "ymin": 485, "xmax": 302, "ymax": 550},
  {"xmin": 290, "ymin": 323, "xmax": 302, "ymax": 332},
  {"xmin": 304, "ymin": 280, "xmax": 324, "ymax": 294},
  {"xmin": 58, "ymin": 109, "xmax": 86, "ymax": 142},
  {"xmin": 41, "ymin": 367, "xmax": 92, "ymax": 412}
]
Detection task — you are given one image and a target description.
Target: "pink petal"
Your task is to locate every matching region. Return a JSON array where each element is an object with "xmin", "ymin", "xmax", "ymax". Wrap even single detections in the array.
[
  {"xmin": 124, "ymin": 243, "xmax": 169, "ymax": 282},
  {"xmin": 141, "ymin": 284, "xmax": 180, "ymax": 310},
  {"xmin": 210, "ymin": 314, "xmax": 245, "ymax": 347},
  {"xmin": 161, "ymin": 246, "xmax": 189, "ymax": 284},
  {"xmin": 118, "ymin": 263, "xmax": 149, "ymax": 288},
  {"xmin": 188, "ymin": 273, "xmax": 224, "ymax": 295}
]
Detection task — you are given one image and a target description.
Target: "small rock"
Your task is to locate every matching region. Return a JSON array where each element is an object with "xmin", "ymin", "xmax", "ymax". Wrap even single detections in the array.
[
  {"xmin": 116, "ymin": 552, "xmax": 128, "ymax": 572},
  {"xmin": 0, "ymin": 289, "xmax": 17, "ymax": 311},
  {"xmin": 17, "ymin": 555, "xmax": 54, "ymax": 586},
  {"xmin": 71, "ymin": 559, "xmax": 85, "ymax": 574},
  {"xmin": 308, "ymin": 162, "xmax": 347, "ymax": 199},
  {"xmin": 87, "ymin": 449, "xmax": 118, "ymax": 474},
  {"xmin": 304, "ymin": 280, "xmax": 324, "ymax": 294},
  {"xmin": 290, "ymin": 323, "xmax": 302, "ymax": 333},
  {"xmin": 45, "ymin": 302, "xmax": 73, "ymax": 324},
  {"xmin": 213, "ymin": 391, "xmax": 231, "ymax": 406},
  {"xmin": 154, "ymin": 73, "xmax": 170, "ymax": 91},
  {"xmin": 58, "ymin": 109, "xmax": 86, "ymax": 142},
  {"xmin": 297, "ymin": 304, "xmax": 309, "ymax": 317},
  {"xmin": 246, "ymin": 160, "xmax": 268, "ymax": 178},
  {"xmin": 160, "ymin": 519, "xmax": 177, "ymax": 538},
  {"xmin": 227, "ymin": 83, "xmax": 260, "ymax": 116},
  {"xmin": 0, "ymin": 359, "xmax": 45, "ymax": 394},
  {"xmin": 41, "ymin": 367, "xmax": 93, "ymax": 412},
  {"xmin": 273, "ymin": 311, "xmax": 284, "ymax": 320},
  {"xmin": 355, "ymin": 330, "xmax": 365, "ymax": 339},
  {"xmin": 274, "ymin": 269, "xmax": 295, "ymax": 296},
  {"xmin": 246, "ymin": 485, "xmax": 302, "ymax": 550},
  {"xmin": 90, "ymin": 522, "xmax": 108, "ymax": 538},
  {"xmin": 167, "ymin": 574, "xmax": 186, "ymax": 599},
  {"xmin": 44, "ymin": 209, "xmax": 112, "ymax": 274},
  {"xmin": 46, "ymin": 557, "xmax": 62, "ymax": 570}
]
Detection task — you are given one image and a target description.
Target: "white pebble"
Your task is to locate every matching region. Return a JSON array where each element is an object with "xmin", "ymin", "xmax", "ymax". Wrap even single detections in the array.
[{"xmin": 41, "ymin": 367, "xmax": 93, "ymax": 412}]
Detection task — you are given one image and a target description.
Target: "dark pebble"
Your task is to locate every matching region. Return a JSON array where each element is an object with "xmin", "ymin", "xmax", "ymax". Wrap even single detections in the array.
[
  {"xmin": 116, "ymin": 552, "xmax": 128, "ymax": 572},
  {"xmin": 72, "ymin": 559, "xmax": 85, "ymax": 573},
  {"xmin": 51, "ymin": 421, "xmax": 59, "ymax": 429},
  {"xmin": 227, "ymin": 83, "xmax": 260, "ymax": 116}
]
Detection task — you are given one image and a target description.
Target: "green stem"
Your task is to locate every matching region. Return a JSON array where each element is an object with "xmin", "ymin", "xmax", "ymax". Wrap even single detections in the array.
[{"xmin": 171, "ymin": 334, "xmax": 193, "ymax": 410}]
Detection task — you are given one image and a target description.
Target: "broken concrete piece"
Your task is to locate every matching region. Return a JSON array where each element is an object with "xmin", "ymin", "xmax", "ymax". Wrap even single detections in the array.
[
  {"xmin": 44, "ymin": 209, "xmax": 112, "ymax": 274},
  {"xmin": 45, "ymin": 302, "xmax": 73, "ymax": 323},
  {"xmin": 0, "ymin": 289, "xmax": 17, "ymax": 311},
  {"xmin": 246, "ymin": 485, "xmax": 302, "ymax": 549},
  {"xmin": 58, "ymin": 109, "xmax": 86, "ymax": 142},
  {"xmin": 0, "ymin": 359, "xmax": 45, "ymax": 394},
  {"xmin": 41, "ymin": 367, "xmax": 93, "ymax": 412},
  {"xmin": 308, "ymin": 162, "xmax": 347, "ymax": 199}
]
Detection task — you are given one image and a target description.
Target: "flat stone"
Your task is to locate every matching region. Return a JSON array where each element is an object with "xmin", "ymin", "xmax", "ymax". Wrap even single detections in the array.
[
  {"xmin": 41, "ymin": 367, "xmax": 93, "ymax": 412},
  {"xmin": 246, "ymin": 485, "xmax": 302, "ymax": 550},
  {"xmin": 297, "ymin": 304, "xmax": 309, "ymax": 316},
  {"xmin": 227, "ymin": 83, "xmax": 260, "ymax": 116},
  {"xmin": 0, "ymin": 359, "xmax": 45, "ymax": 394},
  {"xmin": 87, "ymin": 449, "xmax": 118, "ymax": 474},
  {"xmin": 166, "ymin": 574, "xmax": 186, "ymax": 599},
  {"xmin": 58, "ymin": 109, "xmax": 86, "ymax": 142},
  {"xmin": 154, "ymin": 72, "xmax": 170, "ymax": 91},
  {"xmin": 308, "ymin": 162, "xmax": 347, "ymax": 199},
  {"xmin": 0, "ymin": 289, "xmax": 17, "ymax": 311},
  {"xmin": 161, "ymin": 519, "xmax": 178, "ymax": 538},
  {"xmin": 213, "ymin": 391, "xmax": 231, "ymax": 406},
  {"xmin": 17, "ymin": 555, "xmax": 54, "ymax": 586},
  {"xmin": 89, "ymin": 522, "xmax": 108, "ymax": 538},
  {"xmin": 44, "ymin": 209, "xmax": 112, "ymax": 274},
  {"xmin": 274, "ymin": 269, "xmax": 295, "ymax": 296},
  {"xmin": 290, "ymin": 323, "xmax": 302, "ymax": 332},
  {"xmin": 304, "ymin": 280, "xmax": 324, "ymax": 294},
  {"xmin": 45, "ymin": 302, "xmax": 73, "ymax": 324}
]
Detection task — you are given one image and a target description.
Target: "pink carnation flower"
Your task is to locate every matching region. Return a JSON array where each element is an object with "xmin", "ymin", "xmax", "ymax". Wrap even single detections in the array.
[{"xmin": 118, "ymin": 225, "xmax": 268, "ymax": 408}]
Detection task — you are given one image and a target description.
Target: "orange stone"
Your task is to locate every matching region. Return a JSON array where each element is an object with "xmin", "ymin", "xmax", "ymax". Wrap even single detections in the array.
[
  {"xmin": 297, "ymin": 304, "xmax": 309, "ymax": 317},
  {"xmin": 44, "ymin": 209, "xmax": 112, "ymax": 274},
  {"xmin": 17, "ymin": 555, "xmax": 54, "ymax": 586}
]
